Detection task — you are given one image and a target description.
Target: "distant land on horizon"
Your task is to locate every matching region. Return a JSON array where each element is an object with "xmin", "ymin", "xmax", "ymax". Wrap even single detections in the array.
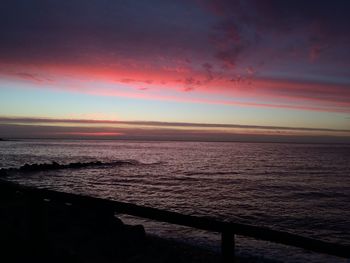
[{"xmin": 0, "ymin": 117, "xmax": 349, "ymax": 144}]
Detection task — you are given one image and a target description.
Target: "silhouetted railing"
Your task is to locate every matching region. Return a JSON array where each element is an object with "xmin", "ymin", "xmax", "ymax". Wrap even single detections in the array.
[{"xmin": 1, "ymin": 179, "xmax": 349, "ymax": 262}]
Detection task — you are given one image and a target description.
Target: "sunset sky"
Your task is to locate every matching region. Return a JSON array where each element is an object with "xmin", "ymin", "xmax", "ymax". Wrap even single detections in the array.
[{"xmin": 0, "ymin": 0, "xmax": 349, "ymax": 142}]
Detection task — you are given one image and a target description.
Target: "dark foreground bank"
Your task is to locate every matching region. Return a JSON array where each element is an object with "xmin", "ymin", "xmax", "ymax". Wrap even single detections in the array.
[
  {"xmin": 0, "ymin": 180, "xmax": 229, "ymax": 263},
  {"xmin": 1, "ymin": 179, "xmax": 349, "ymax": 263},
  {"xmin": 0, "ymin": 179, "xmax": 290, "ymax": 263}
]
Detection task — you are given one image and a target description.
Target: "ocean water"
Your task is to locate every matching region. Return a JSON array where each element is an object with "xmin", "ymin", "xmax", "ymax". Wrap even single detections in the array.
[{"xmin": 1, "ymin": 139, "xmax": 349, "ymax": 262}]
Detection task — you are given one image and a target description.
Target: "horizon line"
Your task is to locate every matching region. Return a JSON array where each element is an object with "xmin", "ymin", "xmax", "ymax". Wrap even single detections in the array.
[{"xmin": 1, "ymin": 116, "xmax": 349, "ymax": 134}]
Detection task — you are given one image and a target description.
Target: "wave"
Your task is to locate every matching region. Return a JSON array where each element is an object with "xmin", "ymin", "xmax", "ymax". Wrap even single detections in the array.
[{"xmin": 0, "ymin": 160, "xmax": 139, "ymax": 176}]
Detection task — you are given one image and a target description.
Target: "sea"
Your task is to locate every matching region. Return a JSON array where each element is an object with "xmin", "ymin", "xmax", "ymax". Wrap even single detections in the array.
[{"xmin": 0, "ymin": 139, "xmax": 349, "ymax": 263}]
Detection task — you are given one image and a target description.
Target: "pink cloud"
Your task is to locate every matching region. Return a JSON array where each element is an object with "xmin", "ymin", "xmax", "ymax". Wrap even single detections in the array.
[{"xmin": 1, "ymin": 61, "xmax": 349, "ymax": 113}]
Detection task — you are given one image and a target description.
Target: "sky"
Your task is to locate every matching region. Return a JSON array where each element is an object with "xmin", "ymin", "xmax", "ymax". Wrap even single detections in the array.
[{"xmin": 0, "ymin": 0, "xmax": 349, "ymax": 142}]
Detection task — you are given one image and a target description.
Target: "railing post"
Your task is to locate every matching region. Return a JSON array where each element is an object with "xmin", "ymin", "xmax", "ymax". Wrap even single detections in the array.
[{"xmin": 221, "ymin": 230, "xmax": 235, "ymax": 262}]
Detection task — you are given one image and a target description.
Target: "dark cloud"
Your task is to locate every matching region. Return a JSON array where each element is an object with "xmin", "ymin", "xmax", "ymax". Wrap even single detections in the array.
[
  {"xmin": 0, "ymin": 0, "xmax": 349, "ymax": 94},
  {"xmin": 309, "ymin": 43, "xmax": 330, "ymax": 62},
  {"xmin": 202, "ymin": 0, "xmax": 350, "ymax": 71},
  {"xmin": 202, "ymin": 62, "xmax": 214, "ymax": 82},
  {"xmin": 209, "ymin": 19, "xmax": 247, "ymax": 69},
  {"xmin": 14, "ymin": 72, "xmax": 43, "ymax": 83},
  {"xmin": 215, "ymin": 47, "xmax": 243, "ymax": 69},
  {"xmin": 0, "ymin": 0, "xmax": 209, "ymax": 65}
]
